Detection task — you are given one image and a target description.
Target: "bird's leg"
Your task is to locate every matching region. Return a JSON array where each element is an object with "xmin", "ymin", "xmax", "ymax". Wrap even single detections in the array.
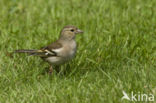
[{"xmin": 49, "ymin": 65, "xmax": 53, "ymax": 74}]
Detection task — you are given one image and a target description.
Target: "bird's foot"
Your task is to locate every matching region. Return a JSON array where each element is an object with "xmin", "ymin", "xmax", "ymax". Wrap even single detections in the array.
[{"xmin": 49, "ymin": 66, "xmax": 53, "ymax": 74}]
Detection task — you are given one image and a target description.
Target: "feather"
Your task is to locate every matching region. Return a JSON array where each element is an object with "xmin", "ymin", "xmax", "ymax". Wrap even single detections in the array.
[
  {"xmin": 14, "ymin": 49, "xmax": 39, "ymax": 53},
  {"xmin": 14, "ymin": 49, "xmax": 56, "ymax": 57}
]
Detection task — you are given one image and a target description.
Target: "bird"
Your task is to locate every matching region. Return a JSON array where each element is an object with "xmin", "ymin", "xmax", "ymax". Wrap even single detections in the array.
[{"xmin": 14, "ymin": 25, "xmax": 83, "ymax": 74}]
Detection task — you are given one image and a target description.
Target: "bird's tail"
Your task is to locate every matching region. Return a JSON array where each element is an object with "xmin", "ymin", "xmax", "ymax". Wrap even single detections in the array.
[{"xmin": 14, "ymin": 49, "xmax": 45, "ymax": 56}]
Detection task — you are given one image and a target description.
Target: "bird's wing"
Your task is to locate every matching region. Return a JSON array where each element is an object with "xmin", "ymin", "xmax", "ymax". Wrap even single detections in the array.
[{"xmin": 40, "ymin": 41, "xmax": 63, "ymax": 57}]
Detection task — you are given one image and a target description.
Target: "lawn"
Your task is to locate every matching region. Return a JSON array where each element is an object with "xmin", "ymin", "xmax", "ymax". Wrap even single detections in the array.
[{"xmin": 0, "ymin": 0, "xmax": 156, "ymax": 103}]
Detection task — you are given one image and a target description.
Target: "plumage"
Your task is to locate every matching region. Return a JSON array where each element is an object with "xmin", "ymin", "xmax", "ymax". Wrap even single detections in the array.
[
  {"xmin": 14, "ymin": 25, "xmax": 83, "ymax": 74},
  {"xmin": 41, "ymin": 40, "xmax": 62, "ymax": 50}
]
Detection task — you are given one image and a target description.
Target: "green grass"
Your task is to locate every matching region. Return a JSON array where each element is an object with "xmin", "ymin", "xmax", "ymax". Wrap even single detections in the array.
[{"xmin": 0, "ymin": 0, "xmax": 156, "ymax": 102}]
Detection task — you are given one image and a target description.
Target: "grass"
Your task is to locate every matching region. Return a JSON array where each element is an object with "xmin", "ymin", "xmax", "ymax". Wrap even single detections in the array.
[{"xmin": 0, "ymin": 0, "xmax": 156, "ymax": 102}]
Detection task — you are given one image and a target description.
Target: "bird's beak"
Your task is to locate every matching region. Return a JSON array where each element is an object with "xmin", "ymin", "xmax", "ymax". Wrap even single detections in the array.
[{"xmin": 76, "ymin": 29, "xmax": 83, "ymax": 34}]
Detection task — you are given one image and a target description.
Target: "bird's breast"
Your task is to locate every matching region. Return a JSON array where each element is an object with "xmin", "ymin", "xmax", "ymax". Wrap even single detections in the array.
[{"xmin": 63, "ymin": 41, "xmax": 77, "ymax": 59}]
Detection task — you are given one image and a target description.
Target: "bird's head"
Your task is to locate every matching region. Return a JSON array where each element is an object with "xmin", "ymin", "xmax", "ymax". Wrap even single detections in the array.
[{"xmin": 59, "ymin": 25, "xmax": 83, "ymax": 40}]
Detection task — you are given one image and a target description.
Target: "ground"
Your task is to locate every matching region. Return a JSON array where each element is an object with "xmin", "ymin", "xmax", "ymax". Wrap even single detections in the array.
[{"xmin": 0, "ymin": 0, "xmax": 156, "ymax": 103}]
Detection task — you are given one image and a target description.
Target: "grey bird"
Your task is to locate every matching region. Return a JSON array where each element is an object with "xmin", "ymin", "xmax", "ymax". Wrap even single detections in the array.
[{"xmin": 15, "ymin": 25, "xmax": 83, "ymax": 73}]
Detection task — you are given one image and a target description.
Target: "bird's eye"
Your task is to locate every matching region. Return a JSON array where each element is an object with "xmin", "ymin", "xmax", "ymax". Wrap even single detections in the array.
[{"xmin": 70, "ymin": 29, "xmax": 74, "ymax": 32}]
